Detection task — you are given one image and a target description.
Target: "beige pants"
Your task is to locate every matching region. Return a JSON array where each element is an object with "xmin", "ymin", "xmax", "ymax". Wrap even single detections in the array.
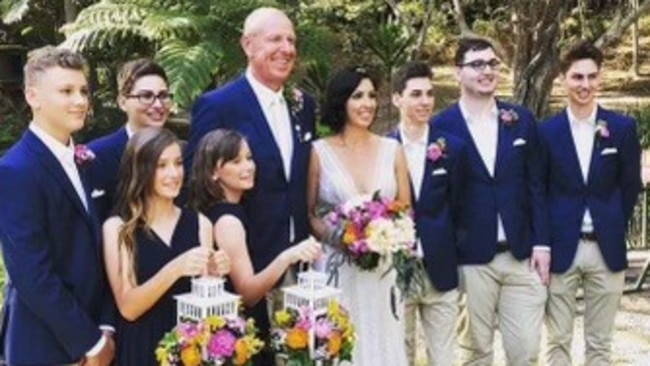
[
  {"xmin": 545, "ymin": 239, "xmax": 624, "ymax": 366},
  {"xmin": 458, "ymin": 252, "xmax": 547, "ymax": 366},
  {"xmin": 404, "ymin": 263, "xmax": 459, "ymax": 366}
]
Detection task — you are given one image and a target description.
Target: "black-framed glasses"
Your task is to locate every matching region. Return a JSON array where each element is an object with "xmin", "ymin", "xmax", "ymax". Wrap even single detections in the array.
[
  {"xmin": 457, "ymin": 58, "xmax": 501, "ymax": 71},
  {"xmin": 125, "ymin": 91, "xmax": 173, "ymax": 105}
]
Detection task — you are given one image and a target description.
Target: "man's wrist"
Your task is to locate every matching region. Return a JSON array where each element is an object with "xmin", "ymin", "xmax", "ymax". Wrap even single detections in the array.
[
  {"xmin": 533, "ymin": 245, "xmax": 551, "ymax": 252},
  {"xmin": 86, "ymin": 334, "xmax": 106, "ymax": 357}
]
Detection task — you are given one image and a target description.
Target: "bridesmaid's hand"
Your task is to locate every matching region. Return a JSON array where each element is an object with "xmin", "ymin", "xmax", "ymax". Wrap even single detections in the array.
[
  {"xmin": 208, "ymin": 249, "xmax": 231, "ymax": 277},
  {"xmin": 173, "ymin": 246, "xmax": 211, "ymax": 278},
  {"xmin": 282, "ymin": 237, "xmax": 322, "ymax": 265}
]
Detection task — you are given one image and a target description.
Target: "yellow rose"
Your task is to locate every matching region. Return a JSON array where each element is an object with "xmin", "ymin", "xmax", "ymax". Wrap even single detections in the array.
[
  {"xmin": 180, "ymin": 345, "xmax": 201, "ymax": 366},
  {"xmin": 274, "ymin": 310, "xmax": 293, "ymax": 327},
  {"xmin": 286, "ymin": 328, "xmax": 309, "ymax": 350},
  {"xmin": 205, "ymin": 315, "xmax": 226, "ymax": 330}
]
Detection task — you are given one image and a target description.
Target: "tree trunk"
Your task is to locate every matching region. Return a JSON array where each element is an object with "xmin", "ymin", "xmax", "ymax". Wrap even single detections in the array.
[{"xmin": 64, "ymin": 0, "xmax": 77, "ymax": 23}]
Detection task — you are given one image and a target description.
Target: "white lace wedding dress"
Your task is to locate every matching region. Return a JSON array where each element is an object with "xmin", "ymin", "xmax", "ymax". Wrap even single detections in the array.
[{"xmin": 313, "ymin": 137, "xmax": 408, "ymax": 366}]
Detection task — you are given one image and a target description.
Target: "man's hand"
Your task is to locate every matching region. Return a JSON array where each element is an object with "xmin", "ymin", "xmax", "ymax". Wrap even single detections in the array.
[
  {"xmin": 82, "ymin": 332, "xmax": 115, "ymax": 366},
  {"xmin": 530, "ymin": 249, "xmax": 551, "ymax": 286}
]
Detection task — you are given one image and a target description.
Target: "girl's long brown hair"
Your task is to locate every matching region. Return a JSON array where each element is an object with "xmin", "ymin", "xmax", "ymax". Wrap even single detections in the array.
[{"xmin": 112, "ymin": 127, "xmax": 180, "ymax": 278}]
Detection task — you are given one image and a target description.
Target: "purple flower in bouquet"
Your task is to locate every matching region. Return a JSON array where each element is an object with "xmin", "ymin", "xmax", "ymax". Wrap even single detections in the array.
[
  {"xmin": 228, "ymin": 317, "xmax": 247, "ymax": 334},
  {"xmin": 176, "ymin": 322, "xmax": 201, "ymax": 343},
  {"xmin": 314, "ymin": 318, "xmax": 334, "ymax": 339},
  {"xmin": 296, "ymin": 307, "xmax": 312, "ymax": 331},
  {"xmin": 208, "ymin": 330, "xmax": 237, "ymax": 358}
]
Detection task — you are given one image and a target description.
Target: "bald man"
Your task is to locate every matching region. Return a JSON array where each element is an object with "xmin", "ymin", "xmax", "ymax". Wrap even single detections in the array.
[{"xmin": 184, "ymin": 7, "xmax": 317, "ymax": 364}]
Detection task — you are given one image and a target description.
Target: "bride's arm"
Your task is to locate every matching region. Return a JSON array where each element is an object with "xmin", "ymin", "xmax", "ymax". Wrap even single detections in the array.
[
  {"xmin": 394, "ymin": 145, "xmax": 412, "ymax": 204},
  {"xmin": 307, "ymin": 148, "xmax": 328, "ymax": 240}
]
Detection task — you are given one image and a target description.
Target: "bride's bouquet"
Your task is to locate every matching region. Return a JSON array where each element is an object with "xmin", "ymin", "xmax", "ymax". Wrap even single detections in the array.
[{"xmin": 326, "ymin": 191, "xmax": 421, "ymax": 296}]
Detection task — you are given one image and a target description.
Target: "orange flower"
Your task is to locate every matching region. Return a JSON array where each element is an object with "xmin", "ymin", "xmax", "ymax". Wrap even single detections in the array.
[
  {"xmin": 388, "ymin": 200, "xmax": 407, "ymax": 213},
  {"xmin": 342, "ymin": 225, "xmax": 357, "ymax": 245},
  {"xmin": 328, "ymin": 331, "xmax": 342, "ymax": 356},
  {"xmin": 286, "ymin": 328, "xmax": 309, "ymax": 350},
  {"xmin": 180, "ymin": 345, "xmax": 201, "ymax": 366},
  {"xmin": 234, "ymin": 339, "xmax": 249, "ymax": 365}
]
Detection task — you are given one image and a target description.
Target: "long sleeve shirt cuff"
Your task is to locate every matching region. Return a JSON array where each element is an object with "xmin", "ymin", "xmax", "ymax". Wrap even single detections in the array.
[
  {"xmin": 86, "ymin": 334, "xmax": 106, "ymax": 357},
  {"xmin": 533, "ymin": 245, "xmax": 551, "ymax": 252},
  {"xmin": 99, "ymin": 324, "xmax": 115, "ymax": 334}
]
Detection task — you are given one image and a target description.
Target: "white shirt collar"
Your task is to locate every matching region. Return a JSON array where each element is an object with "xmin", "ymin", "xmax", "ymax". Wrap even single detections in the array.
[
  {"xmin": 398, "ymin": 123, "xmax": 428, "ymax": 146},
  {"xmin": 125, "ymin": 123, "xmax": 135, "ymax": 138},
  {"xmin": 29, "ymin": 122, "xmax": 75, "ymax": 165},
  {"xmin": 245, "ymin": 68, "xmax": 284, "ymax": 109},
  {"xmin": 566, "ymin": 105, "xmax": 598, "ymax": 127},
  {"xmin": 458, "ymin": 100, "xmax": 498, "ymax": 125}
]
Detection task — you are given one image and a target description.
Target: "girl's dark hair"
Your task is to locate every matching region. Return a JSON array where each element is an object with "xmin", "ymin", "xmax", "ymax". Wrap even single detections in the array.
[
  {"xmin": 188, "ymin": 129, "xmax": 248, "ymax": 212},
  {"xmin": 321, "ymin": 66, "xmax": 378, "ymax": 133},
  {"xmin": 112, "ymin": 127, "xmax": 180, "ymax": 277}
]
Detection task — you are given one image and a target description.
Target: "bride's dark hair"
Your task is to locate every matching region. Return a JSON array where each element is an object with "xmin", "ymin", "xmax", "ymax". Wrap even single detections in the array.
[{"xmin": 321, "ymin": 66, "xmax": 379, "ymax": 133}]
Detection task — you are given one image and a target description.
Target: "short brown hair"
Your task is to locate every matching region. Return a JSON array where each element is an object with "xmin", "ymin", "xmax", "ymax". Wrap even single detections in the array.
[
  {"xmin": 117, "ymin": 58, "xmax": 168, "ymax": 95},
  {"xmin": 454, "ymin": 37, "xmax": 496, "ymax": 66},
  {"xmin": 559, "ymin": 40, "xmax": 603, "ymax": 74},
  {"xmin": 23, "ymin": 46, "xmax": 87, "ymax": 87}
]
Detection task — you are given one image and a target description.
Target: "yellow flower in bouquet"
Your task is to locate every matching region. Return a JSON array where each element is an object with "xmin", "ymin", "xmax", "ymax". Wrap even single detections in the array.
[
  {"xmin": 286, "ymin": 327, "xmax": 309, "ymax": 349},
  {"xmin": 233, "ymin": 338, "xmax": 249, "ymax": 365},
  {"xmin": 342, "ymin": 224, "xmax": 358, "ymax": 245},
  {"xmin": 205, "ymin": 315, "xmax": 226, "ymax": 330},
  {"xmin": 274, "ymin": 309, "xmax": 293, "ymax": 327},
  {"xmin": 328, "ymin": 331, "xmax": 342, "ymax": 355},
  {"xmin": 180, "ymin": 345, "xmax": 201, "ymax": 366}
]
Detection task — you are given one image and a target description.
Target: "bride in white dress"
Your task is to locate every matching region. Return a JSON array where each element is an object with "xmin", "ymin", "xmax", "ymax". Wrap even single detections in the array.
[{"xmin": 307, "ymin": 67, "xmax": 411, "ymax": 366}]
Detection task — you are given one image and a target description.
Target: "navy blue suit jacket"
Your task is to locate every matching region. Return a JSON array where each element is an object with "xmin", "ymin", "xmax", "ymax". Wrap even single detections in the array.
[
  {"xmin": 431, "ymin": 101, "xmax": 549, "ymax": 264},
  {"xmin": 0, "ymin": 130, "xmax": 114, "ymax": 364},
  {"xmin": 539, "ymin": 106, "xmax": 642, "ymax": 273},
  {"xmin": 390, "ymin": 127, "xmax": 468, "ymax": 291},
  {"xmin": 185, "ymin": 76, "xmax": 316, "ymax": 273},
  {"xmin": 87, "ymin": 127, "xmax": 129, "ymax": 223}
]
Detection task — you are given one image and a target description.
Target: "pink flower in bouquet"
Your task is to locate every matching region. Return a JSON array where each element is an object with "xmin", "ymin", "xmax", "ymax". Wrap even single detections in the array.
[
  {"xmin": 74, "ymin": 144, "xmax": 95, "ymax": 166},
  {"xmin": 176, "ymin": 322, "xmax": 201, "ymax": 343},
  {"xmin": 228, "ymin": 317, "xmax": 247, "ymax": 334},
  {"xmin": 314, "ymin": 318, "xmax": 334, "ymax": 339},
  {"xmin": 296, "ymin": 307, "xmax": 312, "ymax": 331},
  {"xmin": 208, "ymin": 330, "xmax": 237, "ymax": 358}
]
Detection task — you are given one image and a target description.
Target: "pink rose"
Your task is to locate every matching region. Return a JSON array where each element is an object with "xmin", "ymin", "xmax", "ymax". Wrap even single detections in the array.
[{"xmin": 74, "ymin": 144, "xmax": 95, "ymax": 165}]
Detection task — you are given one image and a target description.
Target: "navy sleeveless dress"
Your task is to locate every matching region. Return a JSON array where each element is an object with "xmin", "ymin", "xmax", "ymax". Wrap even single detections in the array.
[
  {"xmin": 116, "ymin": 208, "xmax": 198, "ymax": 365},
  {"xmin": 205, "ymin": 202, "xmax": 273, "ymax": 366}
]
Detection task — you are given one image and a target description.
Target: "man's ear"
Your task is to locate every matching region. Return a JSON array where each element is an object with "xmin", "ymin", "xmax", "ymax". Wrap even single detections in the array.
[
  {"xmin": 117, "ymin": 94, "xmax": 128, "ymax": 112},
  {"xmin": 24, "ymin": 86, "xmax": 39, "ymax": 110},
  {"xmin": 391, "ymin": 92, "xmax": 401, "ymax": 109}
]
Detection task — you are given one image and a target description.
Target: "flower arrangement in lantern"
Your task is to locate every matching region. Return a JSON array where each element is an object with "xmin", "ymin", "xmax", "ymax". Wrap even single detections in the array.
[
  {"xmin": 156, "ymin": 277, "xmax": 264, "ymax": 366},
  {"xmin": 271, "ymin": 270, "xmax": 355, "ymax": 365}
]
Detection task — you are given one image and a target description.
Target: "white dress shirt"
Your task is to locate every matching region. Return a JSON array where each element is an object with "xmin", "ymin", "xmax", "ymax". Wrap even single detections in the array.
[
  {"xmin": 399, "ymin": 123, "xmax": 428, "ymax": 257},
  {"xmin": 567, "ymin": 106, "xmax": 598, "ymax": 233},
  {"xmin": 459, "ymin": 102, "xmax": 507, "ymax": 242},
  {"xmin": 246, "ymin": 69, "xmax": 293, "ymax": 179},
  {"xmin": 29, "ymin": 123, "xmax": 109, "ymax": 357}
]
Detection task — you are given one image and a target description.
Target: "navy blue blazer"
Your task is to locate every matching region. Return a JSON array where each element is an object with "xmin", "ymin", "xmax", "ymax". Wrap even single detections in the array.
[
  {"xmin": 431, "ymin": 101, "xmax": 549, "ymax": 264},
  {"xmin": 0, "ymin": 130, "xmax": 113, "ymax": 364},
  {"xmin": 185, "ymin": 76, "xmax": 316, "ymax": 273},
  {"xmin": 390, "ymin": 127, "xmax": 468, "ymax": 291},
  {"xmin": 87, "ymin": 127, "xmax": 129, "ymax": 223},
  {"xmin": 539, "ymin": 106, "xmax": 642, "ymax": 273}
]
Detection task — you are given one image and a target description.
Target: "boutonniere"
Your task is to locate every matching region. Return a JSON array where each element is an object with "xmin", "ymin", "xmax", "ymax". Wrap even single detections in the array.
[
  {"xmin": 283, "ymin": 85, "xmax": 304, "ymax": 116},
  {"xmin": 596, "ymin": 119, "xmax": 610, "ymax": 138},
  {"xmin": 499, "ymin": 108, "xmax": 519, "ymax": 126},
  {"xmin": 293, "ymin": 123, "xmax": 312, "ymax": 143},
  {"xmin": 74, "ymin": 144, "xmax": 96, "ymax": 166},
  {"xmin": 426, "ymin": 137, "xmax": 447, "ymax": 163}
]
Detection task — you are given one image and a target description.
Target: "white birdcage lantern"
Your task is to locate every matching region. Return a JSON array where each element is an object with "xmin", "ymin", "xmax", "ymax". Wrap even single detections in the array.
[
  {"xmin": 281, "ymin": 270, "xmax": 342, "ymax": 361},
  {"xmin": 174, "ymin": 276, "xmax": 239, "ymax": 324}
]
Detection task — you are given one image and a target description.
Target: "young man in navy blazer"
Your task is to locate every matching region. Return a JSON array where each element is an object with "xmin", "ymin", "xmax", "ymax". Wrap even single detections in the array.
[
  {"xmin": 431, "ymin": 38, "xmax": 550, "ymax": 365},
  {"xmin": 390, "ymin": 61, "xmax": 467, "ymax": 366},
  {"xmin": 87, "ymin": 59, "xmax": 171, "ymax": 222},
  {"xmin": 0, "ymin": 47, "xmax": 114, "ymax": 365},
  {"xmin": 540, "ymin": 41, "xmax": 642, "ymax": 365}
]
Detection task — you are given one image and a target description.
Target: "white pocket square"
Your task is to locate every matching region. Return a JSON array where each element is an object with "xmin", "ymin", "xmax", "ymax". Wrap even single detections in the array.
[
  {"xmin": 91, "ymin": 189, "xmax": 105, "ymax": 198},
  {"xmin": 432, "ymin": 168, "xmax": 448, "ymax": 176},
  {"xmin": 601, "ymin": 147, "xmax": 618, "ymax": 155},
  {"xmin": 513, "ymin": 138, "xmax": 527, "ymax": 147},
  {"xmin": 303, "ymin": 132, "xmax": 312, "ymax": 142}
]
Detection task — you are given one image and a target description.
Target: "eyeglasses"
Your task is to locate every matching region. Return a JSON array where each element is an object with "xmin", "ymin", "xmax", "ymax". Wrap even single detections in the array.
[
  {"xmin": 457, "ymin": 58, "xmax": 501, "ymax": 71},
  {"xmin": 125, "ymin": 91, "xmax": 173, "ymax": 105}
]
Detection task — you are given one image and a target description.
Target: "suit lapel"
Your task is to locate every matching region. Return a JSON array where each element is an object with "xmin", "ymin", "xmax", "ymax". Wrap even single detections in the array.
[
  {"xmin": 586, "ymin": 106, "xmax": 606, "ymax": 185},
  {"xmin": 557, "ymin": 110, "xmax": 587, "ymax": 186},
  {"xmin": 450, "ymin": 104, "xmax": 493, "ymax": 180},
  {"xmin": 391, "ymin": 129, "xmax": 418, "ymax": 205},
  {"xmin": 494, "ymin": 102, "xmax": 512, "ymax": 179},
  {"xmin": 240, "ymin": 78, "xmax": 286, "ymax": 177},
  {"xmin": 24, "ymin": 131, "xmax": 94, "ymax": 229}
]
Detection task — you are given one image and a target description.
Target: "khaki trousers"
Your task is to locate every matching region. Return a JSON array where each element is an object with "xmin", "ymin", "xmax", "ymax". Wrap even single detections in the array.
[
  {"xmin": 545, "ymin": 239, "xmax": 624, "ymax": 366},
  {"xmin": 458, "ymin": 252, "xmax": 547, "ymax": 366},
  {"xmin": 404, "ymin": 264, "xmax": 459, "ymax": 366}
]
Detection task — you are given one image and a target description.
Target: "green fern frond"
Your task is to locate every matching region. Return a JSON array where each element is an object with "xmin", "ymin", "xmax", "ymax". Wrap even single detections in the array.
[
  {"xmin": 61, "ymin": 25, "xmax": 146, "ymax": 52},
  {"xmin": 2, "ymin": 0, "xmax": 30, "ymax": 24},
  {"xmin": 156, "ymin": 39, "xmax": 223, "ymax": 108}
]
